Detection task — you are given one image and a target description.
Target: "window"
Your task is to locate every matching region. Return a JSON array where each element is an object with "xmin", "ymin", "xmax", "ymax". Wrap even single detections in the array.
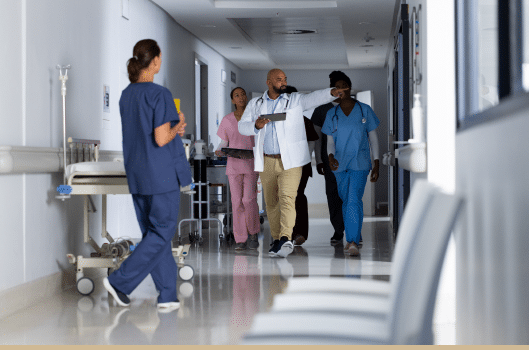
[
  {"xmin": 522, "ymin": 1, "xmax": 529, "ymax": 91},
  {"xmin": 477, "ymin": 0, "xmax": 499, "ymax": 112},
  {"xmin": 457, "ymin": 0, "xmax": 527, "ymax": 130}
]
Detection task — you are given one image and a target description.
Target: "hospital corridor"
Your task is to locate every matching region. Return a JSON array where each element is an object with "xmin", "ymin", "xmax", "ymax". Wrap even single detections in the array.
[
  {"xmin": 1, "ymin": 0, "xmax": 529, "ymax": 345},
  {"xmin": 0, "ymin": 213, "xmax": 400, "ymax": 345}
]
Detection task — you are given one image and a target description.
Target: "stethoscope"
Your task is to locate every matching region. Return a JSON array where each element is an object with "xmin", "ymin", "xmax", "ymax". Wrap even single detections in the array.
[
  {"xmin": 255, "ymin": 94, "xmax": 290, "ymax": 115},
  {"xmin": 331, "ymin": 101, "xmax": 366, "ymax": 133}
]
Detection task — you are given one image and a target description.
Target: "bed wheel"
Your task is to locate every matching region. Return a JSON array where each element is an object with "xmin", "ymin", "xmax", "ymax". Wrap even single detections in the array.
[
  {"xmin": 198, "ymin": 237, "xmax": 204, "ymax": 245},
  {"xmin": 178, "ymin": 265, "xmax": 194, "ymax": 281},
  {"xmin": 260, "ymin": 216, "xmax": 264, "ymax": 224},
  {"xmin": 77, "ymin": 277, "xmax": 94, "ymax": 296}
]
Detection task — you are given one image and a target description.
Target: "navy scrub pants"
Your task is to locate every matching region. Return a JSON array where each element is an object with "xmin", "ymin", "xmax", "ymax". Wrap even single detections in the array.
[
  {"xmin": 322, "ymin": 156, "xmax": 345, "ymax": 236},
  {"xmin": 334, "ymin": 170, "xmax": 369, "ymax": 245},
  {"xmin": 108, "ymin": 189, "xmax": 180, "ymax": 304}
]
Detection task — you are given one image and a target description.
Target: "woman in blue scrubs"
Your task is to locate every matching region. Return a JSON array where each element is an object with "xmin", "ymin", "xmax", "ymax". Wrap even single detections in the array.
[
  {"xmin": 103, "ymin": 39, "xmax": 192, "ymax": 311},
  {"xmin": 321, "ymin": 71, "xmax": 380, "ymax": 256}
]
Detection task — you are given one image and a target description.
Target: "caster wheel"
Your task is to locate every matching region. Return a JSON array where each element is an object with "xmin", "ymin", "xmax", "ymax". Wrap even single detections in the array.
[
  {"xmin": 223, "ymin": 216, "xmax": 227, "ymax": 225},
  {"xmin": 198, "ymin": 237, "xmax": 204, "ymax": 245},
  {"xmin": 260, "ymin": 216, "xmax": 264, "ymax": 224},
  {"xmin": 178, "ymin": 265, "xmax": 194, "ymax": 281},
  {"xmin": 77, "ymin": 277, "xmax": 94, "ymax": 296}
]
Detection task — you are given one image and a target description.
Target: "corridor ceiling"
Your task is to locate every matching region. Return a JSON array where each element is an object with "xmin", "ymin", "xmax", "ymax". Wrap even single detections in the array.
[{"xmin": 152, "ymin": 0, "xmax": 401, "ymax": 70}]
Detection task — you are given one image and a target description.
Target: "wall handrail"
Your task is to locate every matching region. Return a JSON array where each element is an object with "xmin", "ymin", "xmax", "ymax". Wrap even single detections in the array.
[{"xmin": 0, "ymin": 145, "xmax": 123, "ymax": 174}]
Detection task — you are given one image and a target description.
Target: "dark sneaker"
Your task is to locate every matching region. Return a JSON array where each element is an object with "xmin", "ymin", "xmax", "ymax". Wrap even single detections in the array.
[
  {"xmin": 330, "ymin": 232, "xmax": 344, "ymax": 246},
  {"xmin": 274, "ymin": 236, "xmax": 294, "ymax": 258},
  {"xmin": 234, "ymin": 241, "xmax": 247, "ymax": 250},
  {"xmin": 269, "ymin": 239, "xmax": 280, "ymax": 257},
  {"xmin": 248, "ymin": 234, "xmax": 259, "ymax": 250},
  {"xmin": 293, "ymin": 235, "xmax": 306, "ymax": 246},
  {"xmin": 103, "ymin": 277, "xmax": 130, "ymax": 307}
]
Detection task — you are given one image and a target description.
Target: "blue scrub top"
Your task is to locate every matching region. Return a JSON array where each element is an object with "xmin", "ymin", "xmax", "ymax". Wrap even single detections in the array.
[
  {"xmin": 321, "ymin": 101, "xmax": 380, "ymax": 172},
  {"xmin": 119, "ymin": 82, "xmax": 192, "ymax": 195}
]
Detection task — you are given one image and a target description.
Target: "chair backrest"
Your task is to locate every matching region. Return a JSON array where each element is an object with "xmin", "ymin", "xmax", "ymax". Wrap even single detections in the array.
[
  {"xmin": 390, "ymin": 186, "xmax": 463, "ymax": 344},
  {"xmin": 387, "ymin": 180, "xmax": 437, "ymax": 293}
]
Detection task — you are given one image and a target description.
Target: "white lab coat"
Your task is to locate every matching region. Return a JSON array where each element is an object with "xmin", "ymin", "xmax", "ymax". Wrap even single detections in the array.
[{"xmin": 239, "ymin": 88, "xmax": 335, "ymax": 172}]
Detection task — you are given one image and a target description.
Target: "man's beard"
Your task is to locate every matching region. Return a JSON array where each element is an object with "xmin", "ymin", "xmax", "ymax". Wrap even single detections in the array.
[{"xmin": 273, "ymin": 85, "xmax": 287, "ymax": 94}]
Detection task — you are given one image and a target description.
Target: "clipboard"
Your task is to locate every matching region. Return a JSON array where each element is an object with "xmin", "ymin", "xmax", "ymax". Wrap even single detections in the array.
[
  {"xmin": 259, "ymin": 112, "xmax": 287, "ymax": 122},
  {"xmin": 221, "ymin": 148, "xmax": 254, "ymax": 159}
]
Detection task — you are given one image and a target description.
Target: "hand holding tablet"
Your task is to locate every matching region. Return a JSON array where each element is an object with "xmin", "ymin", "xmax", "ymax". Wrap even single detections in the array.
[{"xmin": 259, "ymin": 112, "xmax": 287, "ymax": 122}]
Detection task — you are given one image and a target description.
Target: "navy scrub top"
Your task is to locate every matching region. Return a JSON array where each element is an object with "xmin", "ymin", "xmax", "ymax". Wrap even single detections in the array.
[
  {"xmin": 321, "ymin": 101, "xmax": 380, "ymax": 173},
  {"xmin": 119, "ymin": 82, "xmax": 192, "ymax": 195}
]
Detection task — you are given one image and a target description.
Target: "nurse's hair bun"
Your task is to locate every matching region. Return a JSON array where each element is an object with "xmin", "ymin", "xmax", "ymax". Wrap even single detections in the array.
[{"xmin": 128, "ymin": 39, "xmax": 161, "ymax": 83}]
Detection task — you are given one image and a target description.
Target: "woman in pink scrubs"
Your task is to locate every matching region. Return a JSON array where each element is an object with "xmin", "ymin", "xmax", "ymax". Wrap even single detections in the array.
[{"xmin": 215, "ymin": 87, "xmax": 260, "ymax": 250}]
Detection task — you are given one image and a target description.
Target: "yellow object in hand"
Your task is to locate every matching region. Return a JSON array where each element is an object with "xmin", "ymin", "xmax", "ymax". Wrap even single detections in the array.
[{"xmin": 174, "ymin": 98, "xmax": 181, "ymax": 113}]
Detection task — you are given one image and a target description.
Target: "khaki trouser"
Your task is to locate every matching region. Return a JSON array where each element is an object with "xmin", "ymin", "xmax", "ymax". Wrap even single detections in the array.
[{"xmin": 260, "ymin": 157, "xmax": 302, "ymax": 240}]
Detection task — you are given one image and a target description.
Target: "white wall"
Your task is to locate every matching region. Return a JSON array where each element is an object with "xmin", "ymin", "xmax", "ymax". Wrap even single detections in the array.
[
  {"xmin": 0, "ymin": 0, "xmax": 25, "ymax": 290},
  {"xmin": 386, "ymin": 1, "xmax": 457, "ymax": 344},
  {"xmin": 456, "ymin": 107, "xmax": 529, "ymax": 344},
  {"xmin": 0, "ymin": 0, "xmax": 241, "ymax": 293},
  {"xmin": 240, "ymin": 68, "xmax": 389, "ymax": 207}
]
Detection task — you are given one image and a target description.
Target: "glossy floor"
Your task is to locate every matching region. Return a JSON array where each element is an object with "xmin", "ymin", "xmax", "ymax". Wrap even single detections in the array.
[{"xmin": 0, "ymin": 212, "xmax": 452, "ymax": 345}]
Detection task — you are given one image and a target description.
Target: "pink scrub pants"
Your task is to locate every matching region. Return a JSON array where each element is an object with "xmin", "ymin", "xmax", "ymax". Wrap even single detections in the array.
[{"xmin": 228, "ymin": 172, "xmax": 260, "ymax": 243}]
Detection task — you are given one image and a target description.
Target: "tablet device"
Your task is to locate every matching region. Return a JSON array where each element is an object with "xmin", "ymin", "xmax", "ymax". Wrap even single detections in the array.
[
  {"xmin": 259, "ymin": 112, "xmax": 287, "ymax": 122},
  {"xmin": 221, "ymin": 148, "xmax": 254, "ymax": 159}
]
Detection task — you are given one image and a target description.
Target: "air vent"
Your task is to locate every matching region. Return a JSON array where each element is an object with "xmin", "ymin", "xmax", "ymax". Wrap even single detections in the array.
[
  {"xmin": 360, "ymin": 45, "xmax": 374, "ymax": 47},
  {"xmin": 272, "ymin": 29, "xmax": 318, "ymax": 35}
]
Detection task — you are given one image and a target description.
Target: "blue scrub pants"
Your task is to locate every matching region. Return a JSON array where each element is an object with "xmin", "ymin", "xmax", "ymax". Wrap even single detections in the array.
[
  {"xmin": 108, "ymin": 189, "xmax": 180, "ymax": 304},
  {"xmin": 334, "ymin": 170, "xmax": 369, "ymax": 244}
]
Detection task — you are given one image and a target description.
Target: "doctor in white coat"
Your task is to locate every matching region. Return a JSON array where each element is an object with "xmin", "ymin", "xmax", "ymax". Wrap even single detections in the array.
[{"xmin": 238, "ymin": 68, "xmax": 347, "ymax": 258}]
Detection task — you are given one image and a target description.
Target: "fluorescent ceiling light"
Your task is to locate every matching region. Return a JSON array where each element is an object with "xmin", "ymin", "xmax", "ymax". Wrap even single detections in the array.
[{"xmin": 215, "ymin": 1, "xmax": 337, "ymax": 9}]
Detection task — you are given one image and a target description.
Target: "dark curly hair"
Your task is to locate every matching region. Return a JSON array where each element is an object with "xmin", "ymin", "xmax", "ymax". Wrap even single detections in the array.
[{"xmin": 329, "ymin": 70, "xmax": 351, "ymax": 88}]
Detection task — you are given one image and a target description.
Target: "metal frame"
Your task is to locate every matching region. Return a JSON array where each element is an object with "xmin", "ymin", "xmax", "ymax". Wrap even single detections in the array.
[
  {"xmin": 457, "ymin": 0, "xmax": 525, "ymax": 131},
  {"xmin": 178, "ymin": 180, "xmax": 222, "ymax": 245}
]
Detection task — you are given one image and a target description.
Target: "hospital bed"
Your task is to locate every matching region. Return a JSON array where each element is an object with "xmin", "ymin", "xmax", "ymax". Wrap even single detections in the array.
[
  {"xmin": 53, "ymin": 66, "xmax": 192, "ymax": 296},
  {"xmin": 57, "ymin": 138, "xmax": 193, "ymax": 296}
]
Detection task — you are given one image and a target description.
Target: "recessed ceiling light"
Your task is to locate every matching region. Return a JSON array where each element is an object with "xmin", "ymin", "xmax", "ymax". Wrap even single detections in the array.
[
  {"xmin": 230, "ymin": 47, "xmax": 242, "ymax": 49},
  {"xmin": 363, "ymin": 33, "xmax": 375, "ymax": 42},
  {"xmin": 200, "ymin": 24, "xmax": 216, "ymax": 28},
  {"xmin": 272, "ymin": 29, "xmax": 318, "ymax": 35},
  {"xmin": 215, "ymin": 1, "xmax": 337, "ymax": 9},
  {"xmin": 359, "ymin": 22, "xmax": 373, "ymax": 25}
]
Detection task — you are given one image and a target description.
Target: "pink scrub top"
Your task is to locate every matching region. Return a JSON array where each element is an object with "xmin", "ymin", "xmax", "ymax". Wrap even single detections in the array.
[{"xmin": 217, "ymin": 112, "xmax": 255, "ymax": 175}]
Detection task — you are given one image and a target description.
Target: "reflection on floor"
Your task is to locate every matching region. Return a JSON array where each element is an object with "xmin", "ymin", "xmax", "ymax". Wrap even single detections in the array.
[{"xmin": 0, "ymin": 210, "xmax": 450, "ymax": 345}]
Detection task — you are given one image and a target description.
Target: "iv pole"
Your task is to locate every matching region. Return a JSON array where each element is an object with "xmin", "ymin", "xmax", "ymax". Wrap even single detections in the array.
[{"xmin": 56, "ymin": 64, "xmax": 71, "ymax": 200}]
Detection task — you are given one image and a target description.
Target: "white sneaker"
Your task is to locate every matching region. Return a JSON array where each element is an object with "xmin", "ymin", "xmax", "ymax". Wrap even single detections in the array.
[
  {"xmin": 103, "ymin": 277, "xmax": 130, "ymax": 307},
  {"xmin": 157, "ymin": 301, "xmax": 180, "ymax": 313},
  {"xmin": 276, "ymin": 240, "xmax": 293, "ymax": 258}
]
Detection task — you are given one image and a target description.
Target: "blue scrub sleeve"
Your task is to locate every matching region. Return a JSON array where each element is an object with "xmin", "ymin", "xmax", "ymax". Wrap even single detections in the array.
[
  {"xmin": 321, "ymin": 107, "xmax": 335, "ymax": 136},
  {"xmin": 365, "ymin": 105, "xmax": 380, "ymax": 133},
  {"xmin": 153, "ymin": 88, "xmax": 179, "ymax": 130}
]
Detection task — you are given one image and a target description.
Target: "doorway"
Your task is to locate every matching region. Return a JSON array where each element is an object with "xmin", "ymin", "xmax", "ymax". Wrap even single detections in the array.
[{"xmin": 195, "ymin": 57, "xmax": 208, "ymax": 142}]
